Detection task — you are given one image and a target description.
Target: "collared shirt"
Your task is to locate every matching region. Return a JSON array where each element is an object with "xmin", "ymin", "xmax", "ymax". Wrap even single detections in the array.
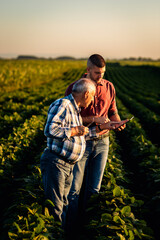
[
  {"xmin": 65, "ymin": 75, "xmax": 118, "ymax": 136},
  {"xmin": 44, "ymin": 94, "xmax": 97, "ymax": 162}
]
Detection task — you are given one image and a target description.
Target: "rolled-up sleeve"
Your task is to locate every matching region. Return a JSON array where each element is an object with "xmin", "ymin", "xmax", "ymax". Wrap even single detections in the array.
[{"xmin": 108, "ymin": 84, "xmax": 118, "ymax": 117}]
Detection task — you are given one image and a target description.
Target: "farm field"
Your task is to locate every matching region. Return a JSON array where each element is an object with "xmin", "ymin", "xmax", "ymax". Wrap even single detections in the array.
[{"xmin": 0, "ymin": 59, "xmax": 160, "ymax": 240}]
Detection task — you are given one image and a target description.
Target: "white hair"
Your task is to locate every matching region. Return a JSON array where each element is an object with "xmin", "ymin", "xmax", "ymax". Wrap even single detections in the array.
[{"xmin": 72, "ymin": 78, "xmax": 96, "ymax": 94}]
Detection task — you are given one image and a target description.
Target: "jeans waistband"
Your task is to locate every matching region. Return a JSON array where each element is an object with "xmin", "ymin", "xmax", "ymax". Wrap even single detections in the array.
[
  {"xmin": 86, "ymin": 132, "xmax": 109, "ymax": 141},
  {"xmin": 46, "ymin": 148, "xmax": 77, "ymax": 165}
]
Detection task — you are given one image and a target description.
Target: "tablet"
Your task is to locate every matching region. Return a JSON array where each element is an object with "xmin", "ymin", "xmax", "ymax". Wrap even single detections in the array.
[{"xmin": 114, "ymin": 116, "xmax": 134, "ymax": 129}]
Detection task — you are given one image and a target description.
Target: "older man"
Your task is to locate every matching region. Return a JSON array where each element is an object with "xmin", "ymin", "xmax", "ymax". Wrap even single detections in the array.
[{"xmin": 40, "ymin": 78, "xmax": 96, "ymax": 226}]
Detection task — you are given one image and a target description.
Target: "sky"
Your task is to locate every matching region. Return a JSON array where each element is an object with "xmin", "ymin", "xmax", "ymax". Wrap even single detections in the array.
[{"xmin": 0, "ymin": 0, "xmax": 160, "ymax": 59}]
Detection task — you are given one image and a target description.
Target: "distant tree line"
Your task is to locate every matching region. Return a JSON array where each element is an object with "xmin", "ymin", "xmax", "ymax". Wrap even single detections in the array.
[
  {"xmin": 0, "ymin": 55, "xmax": 159, "ymax": 61},
  {"xmin": 16, "ymin": 56, "xmax": 160, "ymax": 61},
  {"xmin": 121, "ymin": 57, "xmax": 160, "ymax": 61},
  {"xmin": 17, "ymin": 55, "xmax": 76, "ymax": 60}
]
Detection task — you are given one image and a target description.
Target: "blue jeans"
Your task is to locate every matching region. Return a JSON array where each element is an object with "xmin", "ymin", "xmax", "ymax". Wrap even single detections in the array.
[
  {"xmin": 40, "ymin": 149, "xmax": 74, "ymax": 227},
  {"xmin": 67, "ymin": 136, "xmax": 109, "ymax": 229}
]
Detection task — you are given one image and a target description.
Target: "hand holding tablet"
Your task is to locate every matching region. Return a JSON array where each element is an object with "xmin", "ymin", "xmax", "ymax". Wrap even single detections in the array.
[{"xmin": 113, "ymin": 116, "xmax": 134, "ymax": 129}]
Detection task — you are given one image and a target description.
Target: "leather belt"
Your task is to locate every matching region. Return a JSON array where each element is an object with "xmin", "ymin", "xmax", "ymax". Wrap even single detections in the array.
[{"xmin": 86, "ymin": 132, "xmax": 109, "ymax": 141}]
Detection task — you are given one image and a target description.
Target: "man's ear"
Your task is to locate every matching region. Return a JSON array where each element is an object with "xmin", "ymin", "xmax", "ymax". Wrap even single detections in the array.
[
  {"xmin": 84, "ymin": 91, "xmax": 89, "ymax": 99},
  {"xmin": 87, "ymin": 67, "xmax": 90, "ymax": 73}
]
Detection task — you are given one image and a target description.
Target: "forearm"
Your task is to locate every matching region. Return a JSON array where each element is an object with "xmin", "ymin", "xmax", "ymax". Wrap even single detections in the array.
[
  {"xmin": 82, "ymin": 116, "xmax": 95, "ymax": 125},
  {"xmin": 94, "ymin": 118, "xmax": 123, "ymax": 133},
  {"xmin": 109, "ymin": 113, "xmax": 121, "ymax": 122},
  {"xmin": 82, "ymin": 115, "xmax": 109, "ymax": 125}
]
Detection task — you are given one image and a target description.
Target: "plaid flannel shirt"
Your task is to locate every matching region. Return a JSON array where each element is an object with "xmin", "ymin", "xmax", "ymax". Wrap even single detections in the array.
[{"xmin": 44, "ymin": 94, "xmax": 97, "ymax": 162}]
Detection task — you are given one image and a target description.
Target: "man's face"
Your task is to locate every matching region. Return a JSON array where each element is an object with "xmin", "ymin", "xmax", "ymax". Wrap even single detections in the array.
[
  {"xmin": 83, "ymin": 90, "xmax": 95, "ymax": 108},
  {"xmin": 87, "ymin": 65, "xmax": 106, "ymax": 83}
]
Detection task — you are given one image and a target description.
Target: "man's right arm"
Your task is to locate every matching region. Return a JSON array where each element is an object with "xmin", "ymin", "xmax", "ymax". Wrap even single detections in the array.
[
  {"xmin": 82, "ymin": 116, "xmax": 110, "ymax": 125},
  {"xmin": 44, "ymin": 100, "xmax": 89, "ymax": 139}
]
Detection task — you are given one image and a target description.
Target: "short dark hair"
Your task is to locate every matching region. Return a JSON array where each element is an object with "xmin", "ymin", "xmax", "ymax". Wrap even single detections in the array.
[{"xmin": 87, "ymin": 54, "xmax": 106, "ymax": 68}]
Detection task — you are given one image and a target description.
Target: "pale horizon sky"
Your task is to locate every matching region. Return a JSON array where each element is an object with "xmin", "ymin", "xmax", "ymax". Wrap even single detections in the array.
[{"xmin": 0, "ymin": 0, "xmax": 160, "ymax": 59}]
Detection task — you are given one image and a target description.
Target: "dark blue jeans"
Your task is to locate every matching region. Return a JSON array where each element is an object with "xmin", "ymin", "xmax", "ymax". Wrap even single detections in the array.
[
  {"xmin": 67, "ymin": 137, "xmax": 109, "ymax": 230},
  {"xmin": 40, "ymin": 149, "xmax": 74, "ymax": 227}
]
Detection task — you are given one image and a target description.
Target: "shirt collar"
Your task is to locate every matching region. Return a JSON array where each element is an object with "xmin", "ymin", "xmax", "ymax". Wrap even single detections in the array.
[{"xmin": 97, "ymin": 79, "xmax": 104, "ymax": 86}]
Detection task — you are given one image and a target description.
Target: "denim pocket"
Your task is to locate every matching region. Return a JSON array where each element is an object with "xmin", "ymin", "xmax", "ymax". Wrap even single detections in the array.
[{"xmin": 101, "ymin": 136, "xmax": 109, "ymax": 146}]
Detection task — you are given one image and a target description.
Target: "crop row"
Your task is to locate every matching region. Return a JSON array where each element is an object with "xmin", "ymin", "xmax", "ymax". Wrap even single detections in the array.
[
  {"xmin": 117, "ymin": 87, "xmax": 160, "ymax": 146},
  {"xmin": 107, "ymin": 66, "xmax": 160, "ymax": 115},
  {"xmin": 0, "ymin": 60, "xmax": 86, "ymax": 93},
  {"xmin": 106, "ymin": 65, "xmax": 160, "ymax": 99},
  {"xmin": 114, "ymin": 98, "xmax": 160, "ymax": 239},
  {"xmin": 0, "ymin": 66, "xmax": 85, "ymax": 140},
  {"xmin": 105, "ymin": 68, "xmax": 160, "ymax": 146}
]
